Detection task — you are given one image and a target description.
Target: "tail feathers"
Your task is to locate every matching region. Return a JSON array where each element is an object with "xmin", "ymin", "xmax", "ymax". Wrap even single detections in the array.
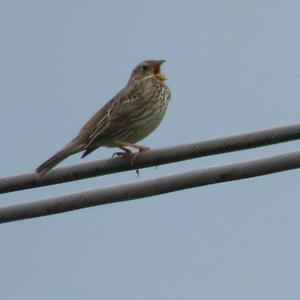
[{"xmin": 36, "ymin": 141, "xmax": 82, "ymax": 174}]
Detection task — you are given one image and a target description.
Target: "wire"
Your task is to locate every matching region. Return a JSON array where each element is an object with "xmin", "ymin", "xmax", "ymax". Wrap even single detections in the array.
[
  {"xmin": 1, "ymin": 149, "xmax": 300, "ymax": 224},
  {"xmin": 1, "ymin": 123, "xmax": 300, "ymax": 194}
]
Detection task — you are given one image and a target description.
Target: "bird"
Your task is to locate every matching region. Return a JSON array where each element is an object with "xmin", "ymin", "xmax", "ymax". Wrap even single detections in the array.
[{"xmin": 36, "ymin": 60, "xmax": 171, "ymax": 174}]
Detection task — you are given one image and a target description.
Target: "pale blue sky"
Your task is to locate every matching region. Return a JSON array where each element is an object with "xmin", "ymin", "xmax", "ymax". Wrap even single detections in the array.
[{"xmin": 1, "ymin": 1, "xmax": 300, "ymax": 299}]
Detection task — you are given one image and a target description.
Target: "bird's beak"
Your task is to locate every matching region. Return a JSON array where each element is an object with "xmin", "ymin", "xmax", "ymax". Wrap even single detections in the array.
[
  {"xmin": 153, "ymin": 60, "xmax": 167, "ymax": 81},
  {"xmin": 154, "ymin": 73, "xmax": 167, "ymax": 81}
]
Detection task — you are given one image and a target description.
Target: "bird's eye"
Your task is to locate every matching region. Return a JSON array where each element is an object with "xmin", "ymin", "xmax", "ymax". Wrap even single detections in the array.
[{"xmin": 141, "ymin": 65, "xmax": 149, "ymax": 71}]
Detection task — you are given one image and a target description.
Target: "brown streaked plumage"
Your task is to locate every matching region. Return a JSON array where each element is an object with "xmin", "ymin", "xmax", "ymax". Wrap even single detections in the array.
[{"xmin": 36, "ymin": 60, "xmax": 171, "ymax": 174}]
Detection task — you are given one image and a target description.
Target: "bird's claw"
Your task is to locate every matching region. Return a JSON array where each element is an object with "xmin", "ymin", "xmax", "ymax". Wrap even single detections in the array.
[
  {"xmin": 112, "ymin": 145, "xmax": 150, "ymax": 177},
  {"xmin": 112, "ymin": 151, "xmax": 131, "ymax": 158}
]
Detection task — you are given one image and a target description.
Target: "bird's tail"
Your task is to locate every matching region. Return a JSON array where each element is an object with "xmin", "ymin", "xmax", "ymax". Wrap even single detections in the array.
[{"xmin": 36, "ymin": 139, "xmax": 82, "ymax": 174}]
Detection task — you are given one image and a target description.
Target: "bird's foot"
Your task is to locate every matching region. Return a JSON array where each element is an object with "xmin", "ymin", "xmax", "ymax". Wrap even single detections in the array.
[
  {"xmin": 113, "ymin": 141, "xmax": 151, "ymax": 177},
  {"xmin": 130, "ymin": 146, "xmax": 151, "ymax": 177},
  {"xmin": 112, "ymin": 147, "xmax": 132, "ymax": 158}
]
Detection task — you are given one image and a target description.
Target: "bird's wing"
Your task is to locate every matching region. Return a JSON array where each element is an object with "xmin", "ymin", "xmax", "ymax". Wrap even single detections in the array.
[{"xmin": 79, "ymin": 81, "xmax": 145, "ymax": 148}]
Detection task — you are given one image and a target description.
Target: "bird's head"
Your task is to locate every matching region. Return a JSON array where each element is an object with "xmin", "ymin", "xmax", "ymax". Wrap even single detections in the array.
[{"xmin": 129, "ymin": 60, "xmax": 167, "ymax": 82}]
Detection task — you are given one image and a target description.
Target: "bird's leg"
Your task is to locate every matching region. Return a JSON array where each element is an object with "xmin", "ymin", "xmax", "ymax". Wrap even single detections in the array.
[
  {"xmin": 114, "ymin": 140, "xmax": 150, "ymax": 152},
  {"xmin": 114, "ymin": 141, "xmax": 151, "ymax": 176},
  {"xmin": 112, "ymin": 146, "xmax": 132, "ymax": 158}
]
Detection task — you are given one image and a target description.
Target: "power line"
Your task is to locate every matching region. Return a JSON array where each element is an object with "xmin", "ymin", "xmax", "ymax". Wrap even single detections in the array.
[
  {"xmin": 1, "ymin": 149, "xmax": 300, "ymax": 224},
  {"xmin": 1, "ymin": 123, "xmax": 300, "ymax": 194}
]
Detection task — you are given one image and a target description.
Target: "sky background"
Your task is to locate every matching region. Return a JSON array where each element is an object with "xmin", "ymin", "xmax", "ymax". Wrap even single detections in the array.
[{"xmin": 1, "ymin": 0, "xmax": 300, "ymax": 299}]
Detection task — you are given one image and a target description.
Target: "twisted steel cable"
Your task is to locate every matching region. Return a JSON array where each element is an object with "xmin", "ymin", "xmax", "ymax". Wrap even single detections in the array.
[
  {"xmin": 0, "ymin": 149, "xmax": 300, "ymax": 224},
  {"xmin": 1, "ymin": 123, "xmax": 300, "ymax": 194}
]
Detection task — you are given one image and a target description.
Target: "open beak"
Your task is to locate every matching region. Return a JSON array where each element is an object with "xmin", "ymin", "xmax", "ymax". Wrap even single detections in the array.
[
  {"xmin": 153, "ymin": 60, "xmax": 167, "ymax": 81},
  {"xmin": 154, "ymin": 73, "xmax": 167, "ymax": 81}
]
